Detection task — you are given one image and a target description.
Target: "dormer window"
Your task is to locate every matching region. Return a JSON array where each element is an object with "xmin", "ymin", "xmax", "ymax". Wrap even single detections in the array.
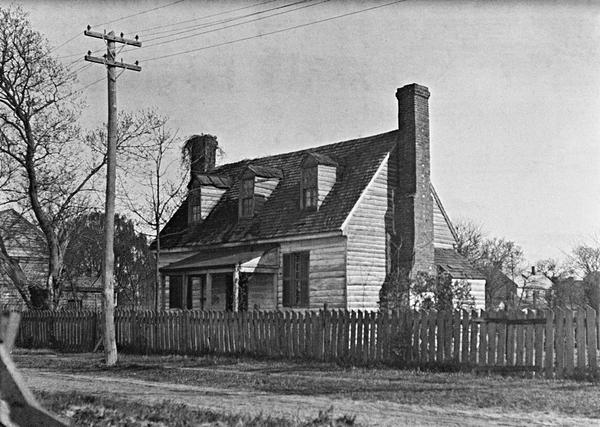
[
  {"xmin": 187, "ymin": 174, "xmax": 230, "ymax": 226},
  {"xmin": 188, "ymin": 188, "xmax": 202, "ymax": 224},
  {"xmin": 300, "ymin": 152, "xmax": 337, "ymax": 211},
  {"xmin": 238, "ymin": 165, "xmax": 282, "ymax": 219},
  {"xmin": 301, "ymin": 166, "xmax": 318, "ymax": 209},
  {"xmin": 240, "ymin": 177, "xmax": 254, "ymax": 218}
]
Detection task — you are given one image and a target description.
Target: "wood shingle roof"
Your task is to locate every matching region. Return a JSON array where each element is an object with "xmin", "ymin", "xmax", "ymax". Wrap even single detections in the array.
[{"xmin": 159, "ymin": 130, "xmax": 399, "ymax": 249}]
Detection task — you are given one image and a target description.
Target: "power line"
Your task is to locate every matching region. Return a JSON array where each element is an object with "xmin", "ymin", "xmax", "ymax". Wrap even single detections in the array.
[
  {"xmin": 142, "ymin": 0, "xmax": 313, "ymax": 42},
  {"xmin": 93, "ymin": 0, "xmax": 185, "ymax": 27},
  {"xmin": 140, "ymin": 0, "xmax": 407, "ymax": 63},
  {"xmin": 134, "ymin": 0, "xmax": 278, "ymax": 35},
  {"xmin": 132, "ymin": 0, "xmax": 327, "ymax": 53}
]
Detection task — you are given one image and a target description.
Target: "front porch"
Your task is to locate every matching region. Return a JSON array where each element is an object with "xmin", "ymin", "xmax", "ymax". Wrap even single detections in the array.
[{"xmin": 160, "ymin": 247, "xmax": 279, "ymax": 311}]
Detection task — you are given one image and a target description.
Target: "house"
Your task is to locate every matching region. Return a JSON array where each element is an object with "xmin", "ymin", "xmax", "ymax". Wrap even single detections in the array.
[
  {"xmin": 515, "ymin": 266, "xmax": 553, "ymax": 309},
  {"xmin": 0, "ymin": 209, "xmax": 48, "ymax": 309},
  {"xmin": 0, "ymin": 209, "xmax": 105, "ymax": 310},
  {"xmin": 155, "ymin": 84, "xmax": 486, "ymax": 311}
]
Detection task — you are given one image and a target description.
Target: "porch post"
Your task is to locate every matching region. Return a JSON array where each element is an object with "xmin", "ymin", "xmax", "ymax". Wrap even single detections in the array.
[
  {"xmin": 273, "ymin": 273, "xmax": 278, "ymax": 310},
  {"xmin": 205, "ymin": 273, "xmax": 212, "ymax": 310},
  {"xmin": 232, "ymin": 264, "xmax": 240, "ymax": 312}
]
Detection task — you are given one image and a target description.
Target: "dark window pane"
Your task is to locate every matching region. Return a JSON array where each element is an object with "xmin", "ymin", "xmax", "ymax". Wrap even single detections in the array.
[{"xmin": 169, "ymin": 275, "xmax": 183, "ymax": 309}]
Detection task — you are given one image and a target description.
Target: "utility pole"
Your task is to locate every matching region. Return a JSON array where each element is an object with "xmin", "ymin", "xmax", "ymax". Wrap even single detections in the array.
[{"xmin": 84, "ymin": 27, "xmax": 141, "ymax": 366}]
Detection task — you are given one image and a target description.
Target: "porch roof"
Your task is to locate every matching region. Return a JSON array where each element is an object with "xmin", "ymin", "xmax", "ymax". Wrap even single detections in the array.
[{"xmin": 161, "ymin": 246, "xmax": 278, "ymax": 273}]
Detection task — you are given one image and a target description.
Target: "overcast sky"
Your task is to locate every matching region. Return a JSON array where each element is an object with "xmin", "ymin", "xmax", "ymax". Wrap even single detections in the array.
[{"xmin": 21, "ymin": 0, "xmax": 600, "ymax": 263}]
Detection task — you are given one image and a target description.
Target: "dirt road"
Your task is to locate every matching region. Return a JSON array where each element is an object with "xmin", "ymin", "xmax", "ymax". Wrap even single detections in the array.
[{"xmin": 22, "ymin": 368, "xmax": 596, "ymax": 426}]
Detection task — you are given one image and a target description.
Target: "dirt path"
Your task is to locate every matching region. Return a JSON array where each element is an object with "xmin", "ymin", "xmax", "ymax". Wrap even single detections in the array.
[{"xmin": 22, "ymin": 368, "xmax": 596, "ymax": 426}]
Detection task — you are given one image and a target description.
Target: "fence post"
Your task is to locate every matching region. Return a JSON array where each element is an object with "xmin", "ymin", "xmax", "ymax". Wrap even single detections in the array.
[
  {"xmin": 544, "ymin": 309, "xmax": 555, "ymax": 378},
  {"xmin": 586, "ymin": 306, "xmax": 597, "ymax": 373}
]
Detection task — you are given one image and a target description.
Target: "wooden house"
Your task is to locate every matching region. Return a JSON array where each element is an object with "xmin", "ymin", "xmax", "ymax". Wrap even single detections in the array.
[
  {"xmin": 156, "ymin": 84, "xmax": 486, "ymax": 311},
  {"xmin": 0, "ymin": 209, "xmax": 47, "ymax": 309}
]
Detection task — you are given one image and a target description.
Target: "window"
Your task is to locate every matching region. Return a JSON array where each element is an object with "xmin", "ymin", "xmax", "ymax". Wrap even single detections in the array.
[
  {"xmin": 168, "ymin": 275, "xmax": 192, "ymax": 309},
  {"xmin": 188, "ymin": 188, "xmax": 202, "ymax": 224},
  {"xmin": 240, "ymin": 178, "xmax": 254, "ymax": 217},
  {"xmin": 301, "ymin": 166, "xmax": 318, "ymax": 209},
  {"xmin": 282, "ymin": 252, "xmax": 309, "ymax": 307},
  {"xmin": 169, "ymin": 276, "xmax": 183, "ymax": 309}
]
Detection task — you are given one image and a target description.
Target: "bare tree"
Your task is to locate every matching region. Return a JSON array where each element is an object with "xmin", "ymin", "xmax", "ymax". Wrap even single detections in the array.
[
  {"xmin": 568, "ymin": 236, "xmax": 600, "ymax": 278},
  {"xmin": 121, "ymin": 123, "xmax": 186, "ymax": 310},
  {"xmin": 454, "ymin": 219, "xmax": 524, "ymax": 308},
  {"xmin": 0, "ymin": 6, "xmax": 164, "ymax": 308}
]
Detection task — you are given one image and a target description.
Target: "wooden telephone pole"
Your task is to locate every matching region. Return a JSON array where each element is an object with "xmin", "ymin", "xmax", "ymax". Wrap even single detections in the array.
[{"xmin": 84, "ymin": 28, "xmax": 141, "ymax": 366}]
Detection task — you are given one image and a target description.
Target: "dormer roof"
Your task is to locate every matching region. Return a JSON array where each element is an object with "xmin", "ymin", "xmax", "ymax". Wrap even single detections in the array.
[
  {"xmin": 301, "ymin": 151, "xmax": 338, "ymax": 168},
  {"xmin": 189, "ymin": 173, "xmax": 231, "ymax": 189},
  {"xmin": 245, "ymin": 165, "xmax": 283, "ymax": 179}
]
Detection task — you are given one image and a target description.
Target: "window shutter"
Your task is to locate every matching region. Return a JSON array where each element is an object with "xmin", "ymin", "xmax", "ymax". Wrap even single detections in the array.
[
  {"xmin": 299, "ymin": 252, "xmax": 310, "ymax": 307},
  {"xmin": 186, "ymin": 278, "xmax": 193, "ymax": 309},
  {"xmin": 169, "ymin": 276, "xmax": 183, "ymax": 309},
  {"xmin": 282, "ymin": 254, "xmax": 291, "ymax": 307}
]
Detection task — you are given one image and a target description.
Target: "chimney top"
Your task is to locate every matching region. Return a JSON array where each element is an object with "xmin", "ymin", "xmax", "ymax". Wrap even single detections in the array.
[
  {"xmin": 185, "ymin": 134, "xmax": 218, "ymax": 176},
  {"xmin": 396, "ymin": 83, "xmax": 430, "ymax": 100}
]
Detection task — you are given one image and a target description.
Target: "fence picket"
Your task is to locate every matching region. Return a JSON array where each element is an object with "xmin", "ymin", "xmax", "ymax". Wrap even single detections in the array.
[
  {"xmin": 587, "ymin": 307, "xmax": 597, "ymax": 371},
  {"xmin": 487, "ymin": 312, "xmax": 496, "ymax": 366},
  {"xmin": 478, "ymin": 311, "xmax": 487, "ymax": 367},
  {"xmin": 555, "ymin": 308, "xmax": 565, "ymax": 378},
  {"xmin": 565, "ymin": 309, "xmax": 575, "ymax": 377},
  {"xmin": 496, "ymin": 311, "xmax": 506, "ymax": 366},
  {"xmin": 525, "ymin": 311, "xmax": 535, "ymax": 368},
  {"xmin": 534, "ymin": 310, "xmax": 544, "ymax": 371},
  {"xmin": 576, "ymin": 310, "xmax": 586, "ymax": 371}
]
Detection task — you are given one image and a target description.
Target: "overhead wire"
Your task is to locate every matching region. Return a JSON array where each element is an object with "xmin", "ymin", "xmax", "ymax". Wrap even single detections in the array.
[
  {"xmin": 133, "ymin": 0, "xmax": 278, "ymax": 35},
  {"xmin": 142, "ymin": 0, "xmax": 314, "ymax": 43},
  {"xmin": 123, "ymin": 0, "xmax": 327, "ymax": 55},
  {"xmin": 50, "ymin": 0, "xmax": 185, "ymax": 54},
  {"xmin": 140, "ymin": 0, "xmax": 408, "ymax": 63}
]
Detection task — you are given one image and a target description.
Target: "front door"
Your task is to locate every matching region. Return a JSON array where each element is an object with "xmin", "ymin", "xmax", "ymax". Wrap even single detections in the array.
[{"xmin": 187, "ymin": 275, "xmax": 206, "ymax": 310}]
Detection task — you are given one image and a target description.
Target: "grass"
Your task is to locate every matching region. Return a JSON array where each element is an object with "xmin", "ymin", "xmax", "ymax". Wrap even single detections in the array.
[
  {"xmin": 15, "ymin": 349, "xmax": 600, "ymax": 419},
  {"xmin": 36, "ymin": 390, "xmax": 356, "ymax": 426}
]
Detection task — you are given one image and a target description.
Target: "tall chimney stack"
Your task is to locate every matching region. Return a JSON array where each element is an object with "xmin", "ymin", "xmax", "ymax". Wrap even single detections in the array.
[
  {"xmin": 186, "ymin": 134, "xmax": 218, "ymax": 177},
  {"xmin": 395, "ymin": 84, "xmax": 434, "ymax": 275}
]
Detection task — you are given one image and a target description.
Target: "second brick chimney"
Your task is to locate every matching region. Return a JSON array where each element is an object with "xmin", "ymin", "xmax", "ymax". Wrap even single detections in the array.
[
  {"xmin": 186, "ymin": 134, "xmax": 218, "ymax": 176},
  {"xmin": 395, "ymin": 84, "xmax": 434, "ymax": 276}
]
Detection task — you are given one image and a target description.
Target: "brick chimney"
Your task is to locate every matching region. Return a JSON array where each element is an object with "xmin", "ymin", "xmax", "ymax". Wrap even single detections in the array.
[
  {"xmin": 395, "ymin": 84, "xmax": 434, "ymax": 276},
  {"xmin": 185, "ymin": 134, "xmax": 218, "ymax": 176}
]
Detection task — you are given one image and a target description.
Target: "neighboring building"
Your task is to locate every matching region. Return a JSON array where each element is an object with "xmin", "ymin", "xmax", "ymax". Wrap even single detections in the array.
[
  {"xmin": 60, "ymin": 276, "xmax": 104, "ymax": 310},
  {"xmin": 515, "ymin": 266, "xmax": 553, "ymax": 309},
  {"xmin": 0, "ymin": 209, "xmax": 47, "ymax": 309},
  {"xmin": 155, "ymin": 84, "xmax": 486, "ymax": 311}
]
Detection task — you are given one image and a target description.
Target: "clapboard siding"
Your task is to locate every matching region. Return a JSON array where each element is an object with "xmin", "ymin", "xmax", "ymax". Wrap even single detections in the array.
[
  {"xmin": 317, "ymin": 164, "xmax": 337, "ymax": 207},
  {"xmin": 464, "ymin": 279, "xmax": 485, "ymax": 309},
  {"xmin": 254, "ymin": 177, "xmax": 279, "ymax": 198},
  {"xmin": 278, "ymin": 236, "xmax": 347, "ymax": 309},
  {"xmin": 343, "ymin": 155, "xmax": 390, "ymax": 311},
  {"xmin": 433, "ymin": 194, "xmax": 456, "ymax": 248},
  {"xmin": 0, "ymin": 210, "xmax": 48, "ymax": 308},
  {"xmin": 201, "ymin": 186, "xmax": 227, "ymax": 219},
  {"xmin": 247, "ymin": 273, "xmax": 275, "ymax": 310},
  {"xmin": 210, "ymin": 273, "xmax": 228, "ymax": 311}
]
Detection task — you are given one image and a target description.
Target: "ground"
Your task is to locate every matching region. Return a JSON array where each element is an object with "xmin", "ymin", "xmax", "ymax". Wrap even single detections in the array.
[{"xmin": 12, "ymin": 349, "xmax": 600, "ymax": 426}]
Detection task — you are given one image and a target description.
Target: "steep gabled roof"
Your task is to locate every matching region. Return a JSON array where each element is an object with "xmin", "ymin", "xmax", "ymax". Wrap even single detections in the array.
[
  {"xmin": 159, "ymin": 130, "xmax": 398, "ymax": 249},
  {"xmin": 0, "ymin": 209, "xmax": 47, "ymax": 259}
]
